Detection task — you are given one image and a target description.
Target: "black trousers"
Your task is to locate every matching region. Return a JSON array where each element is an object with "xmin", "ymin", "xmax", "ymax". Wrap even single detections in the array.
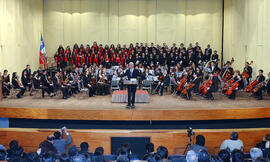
[
  {"xmin": 42, "ymin": 87, "xmax": 51, "ymax": 97},
  {"xmin": 128, "ymin": 85, "xmax": 137, "ymax": 106},
  {"xmin": 254, "ymin": 88, "xmax": 263, "ymax": 99},
  {"xmin": 87, "ymin": 86, "xmax": 95, "ymax": 97},
  {"xmin": 16, "ymin": 87, "xmax": 26, "ymax": 97},
  {"xmin": 206, "ymin": 89, "xmax": 213, "ymax": 99},
  {"xmin": 2, "ymin": 85, "xmax": 11, "ymax": 96},
  {"xmin": 228, "ymin": 90, "xmax": 236, "ymax": 99}
]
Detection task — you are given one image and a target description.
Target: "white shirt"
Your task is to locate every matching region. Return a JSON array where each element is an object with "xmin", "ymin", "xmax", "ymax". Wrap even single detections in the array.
[{"xmin": 220, "ymin": 139, "xmax": 244, "ymax": 152}]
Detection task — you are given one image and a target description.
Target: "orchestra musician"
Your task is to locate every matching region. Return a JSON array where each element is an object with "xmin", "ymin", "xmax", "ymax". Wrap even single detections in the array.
[
  {"xmin": 11, "ymin": 72, "xmax": 26, "ymax": 98},
  {"xmin": 226, "ymin": 70, "xmax": 243, "ymax": 100},
  {"xmin": 40, "ymin": 70, "xmax": 54, "ymax": 98},
  {"xmin": 31, "ymin": 71, "xmax": 42, "ymax": 90},
  {"xmin": 242, "ymin": 61, "xmax": 253, "ymax": 86},
  {"xmin": 253, "ymin": 70, "xmax": 266, "ymax": 100},
  {"xmin": 118, "ymin": 62, "xmax": 145, "ymax": 109},
  {"xmin": 52, "ymin": 71, "xmax": 69, "ymax": 99},
  {"xmin": 265, "ymin": 72, "xmax": 270, "ymax": 95},
  {"xmin": 21, "ymin": 70, "xmax": 32, "ymax": 92},
  {"xmin": 200, "ymin": 72, "xmax": 214, "ymax": 100},
  {"xmin": 82, "ymin": 70, "xmax": 95, "ymax": 97},
  {"xmin": 157, "ymin": 69, "xmax": 170, "ymax": 96},
  {"xmin": 221, "ymin": 60, "xmax": 234, "ymax": 85},
  {"xmin": 2, "ymin": 70, "xmax": 11, "ymax": 98},
  {"xmin": 21, "ymin": 64, "xmax": 31, "ymax": 84},
  {"xmin": 96, "ymin": 69, "xmax": 110, "ymax": 95}
]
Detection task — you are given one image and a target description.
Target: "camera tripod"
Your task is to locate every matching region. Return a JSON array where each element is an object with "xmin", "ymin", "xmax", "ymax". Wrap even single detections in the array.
[{"xmin": 184, "ymin": 134, "xmax": 193, "ymax": 154}]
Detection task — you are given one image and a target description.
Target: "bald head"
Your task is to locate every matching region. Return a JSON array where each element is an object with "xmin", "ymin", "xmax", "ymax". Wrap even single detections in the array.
[{"xmin": 129, "ymin": 62, "xmax": 134, "ymax": 69}]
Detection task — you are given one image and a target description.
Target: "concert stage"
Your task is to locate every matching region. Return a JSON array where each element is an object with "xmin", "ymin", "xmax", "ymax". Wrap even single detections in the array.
[{"xmin": 0, "ymin": 91, "xmax": 270, "ymax": 121}]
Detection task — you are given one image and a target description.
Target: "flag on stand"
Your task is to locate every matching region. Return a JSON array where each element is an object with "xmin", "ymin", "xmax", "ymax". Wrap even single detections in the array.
[{"xmin": 39, "ymin": 34, "xmax": 48, "ymax": 69}]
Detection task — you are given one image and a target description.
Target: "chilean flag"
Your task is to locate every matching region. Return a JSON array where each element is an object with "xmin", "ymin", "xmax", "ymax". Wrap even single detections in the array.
[{"xmin": 39, "ymin": 34, "xmax": 48, "ymax": 69}]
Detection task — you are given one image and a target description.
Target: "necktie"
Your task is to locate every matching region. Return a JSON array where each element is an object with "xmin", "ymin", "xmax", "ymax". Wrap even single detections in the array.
[{"xmin": 130, "ymin": 70, "xmax": 133, "ymax": 77}]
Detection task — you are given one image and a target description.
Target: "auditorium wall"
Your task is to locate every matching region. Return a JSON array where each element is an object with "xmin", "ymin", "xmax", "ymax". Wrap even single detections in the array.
[
  {"xmin": 0, "ymin": 0, "xmax": 43, "ymax": 74},
  {"xmin": 43, "ymin": 0, "xmax": 223, "ymax": 57},
  {"xmin": 224, "ymin": 0, "xmax": 270, "ymax": 78}
]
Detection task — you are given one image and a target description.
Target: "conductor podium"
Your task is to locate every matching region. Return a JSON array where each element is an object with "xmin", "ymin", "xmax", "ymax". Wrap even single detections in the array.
[{"xmin": 112, "ymin": 79, "xmax": 150, "ymax": 103}]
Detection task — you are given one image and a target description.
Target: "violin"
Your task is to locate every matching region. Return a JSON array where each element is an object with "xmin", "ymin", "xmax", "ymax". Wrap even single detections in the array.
[
  {"xmin": 91, "ymin": 76, "xmax": 96, "ymax": 85},
  {"xmin": 158, "ymin": 74, "xmax": 164, "ymax": 82},
  {"xmin": 246, "ymin": 80, "xmax": 258, "ymax": 93},
  {"xmin": 170, "ymin": 73, "xmax": 175, "ymax": 79}
]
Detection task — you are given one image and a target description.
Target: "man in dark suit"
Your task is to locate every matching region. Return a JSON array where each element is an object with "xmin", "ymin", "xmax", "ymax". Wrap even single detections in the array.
[
  {"xmin": 21, "ymin": 64, "xmax": 31, "ymax": 80},
  {"xmin": 119, "ymin": 62, "xmax": 145, "ymax": 109}
]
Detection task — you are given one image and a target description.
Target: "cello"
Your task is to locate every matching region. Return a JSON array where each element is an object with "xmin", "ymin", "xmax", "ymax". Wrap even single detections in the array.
[
  {"xmin": 226, "ymin": 80, "xmax": 240, "ymax": 96},
  {"xmin": 251, "ymin": 81, "xmax": 265, "ymax": 93},
  {"xmin": 182, "ymin": 82, "xmax": 195, "ymax": 95},
  {"xmin": 246, "ymin": 80, "xmax": 258, "ymax": 93},
  {"xmin": 201, "ymin": 79, "xmax": 213, "ymax": 95},
  {"xmin": 222, "ymin": 78, "xmax": 234, "ymax": 93},
  {"xmin": 177, "ymin": 76, "xmax": 187, "ymax": 92}
]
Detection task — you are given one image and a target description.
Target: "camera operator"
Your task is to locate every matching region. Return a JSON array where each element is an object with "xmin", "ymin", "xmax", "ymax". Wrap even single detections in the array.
[{"xmin": 53, "ymin": 127, "xmax": 72, "ymax": 154}]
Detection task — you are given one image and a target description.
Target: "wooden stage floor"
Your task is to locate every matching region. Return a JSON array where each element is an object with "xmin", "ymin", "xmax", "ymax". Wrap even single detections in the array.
[{"xmin": 0, "ymin": 91, "xmax": 270, "ymax": 120}]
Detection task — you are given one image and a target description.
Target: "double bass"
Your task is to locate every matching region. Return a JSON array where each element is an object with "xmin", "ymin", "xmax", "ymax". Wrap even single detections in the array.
[
  {"xmin": 221, "ymin": 58, "xmax": 234, "ymax": 83},
  {"xmin": 242, "ymin": 61, "xmax": 253, "ymax": 79}
]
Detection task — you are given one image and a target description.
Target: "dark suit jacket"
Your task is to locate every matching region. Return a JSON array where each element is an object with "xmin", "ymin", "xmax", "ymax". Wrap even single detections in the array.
[
  {"xmin": 163, "ymin": 74, "xmax": 170, "ymax": 86},
  {"xmin": 119, "ymin": 69, "xmax": 144, "ymax": 80},
  {"xmin": 22, "ymin": 68, "xmax": 31, "ymax": 79}
]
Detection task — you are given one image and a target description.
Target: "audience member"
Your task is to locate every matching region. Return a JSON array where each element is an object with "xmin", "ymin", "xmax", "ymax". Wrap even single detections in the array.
[
  {"xmin": 79, "ymin": 141, "xmax": 93, "ymax": 160},
  {"xmin": 92, "ymin": 147, "xmax": 106, "ymax": 162},
  {"xmin": 220, "ymin": 132, "xmax": 244, "ymax": 152},
  {"xmin": 156, "ymin": 145, "xmax": 168, "ymax": 161},
  {"xmin": 0, "ymin": 145, "xmax": 5, "ymax": 151},
  {"xmin": 197, "ymin": 149, "xmax": 210, "ymax": 162},
  {"xmin": 218, "ymin": 149, "xmax": 230, "ymax": 162},
  {"xmin": 190, "ymin": 135, "xmax": 208, "ymax": 153},
  {"xmin": 143, "ymin": 143, "xmax": 155, "ymax": 160},
  {"xmin": 186, "ymin": 150, "xmax": 198, "ymax": 162},
  {"xmin": 231, "ymin": 150, "xmax": 244, "ymax": 162},
  {"xmin": 7, "ymin": 140, "xmax": 24, "ymax": 159},
  {"xmin": 53, "ymin": 127, "xmax": 72, "ymax": 154},
  {"xmin": 0, "ymin": 149, "xmax": 7, "ymax": 161},
  {"xmin": 39, "ymin": 135, "xmax": 58, "ymax": 155},
  {"xmin": 250, "ymin": 147, "xmax": 263, "ymax": 161}
]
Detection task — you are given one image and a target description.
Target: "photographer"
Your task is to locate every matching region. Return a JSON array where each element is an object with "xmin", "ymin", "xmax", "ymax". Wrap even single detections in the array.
[{"xmin": 53, "ymin": 127, "xmax": 72, "ymax": 154}]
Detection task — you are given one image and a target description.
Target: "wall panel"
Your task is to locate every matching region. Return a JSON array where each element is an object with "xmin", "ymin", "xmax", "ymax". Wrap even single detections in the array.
[
  {"xmin": 0, "ymin": 0, "xmax": 43, "ymax": 75},
  {"xmin": 43, "ymin": 0, "xmax": 222, "ymax": 57},
  {"xmin": 224, "ymin": 0, "xmax": 270, "ymax": 78}
]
